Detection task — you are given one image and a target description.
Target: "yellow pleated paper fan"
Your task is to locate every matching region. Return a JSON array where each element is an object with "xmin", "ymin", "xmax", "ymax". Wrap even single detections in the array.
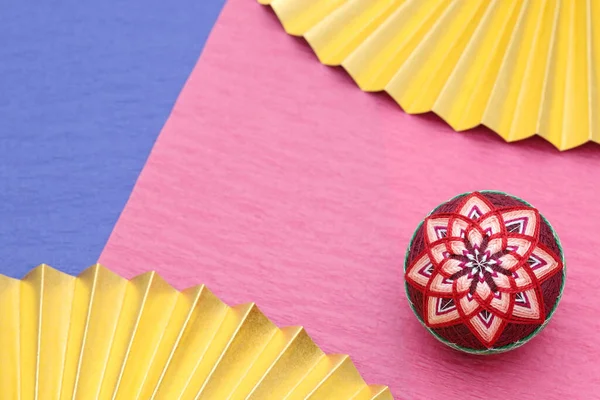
[
  {"xmin": 259, "ymin": 0, "xmax": 600, "ymax": 150},
  {"xmin": 0, "ymin": 264, "xmax": 391, "ymax": 399}
]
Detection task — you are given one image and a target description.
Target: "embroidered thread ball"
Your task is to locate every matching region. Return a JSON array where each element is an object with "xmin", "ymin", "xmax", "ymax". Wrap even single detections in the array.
[{"xmin": 404, "ymin": 191, "xmax": 565, "ymax": 354}]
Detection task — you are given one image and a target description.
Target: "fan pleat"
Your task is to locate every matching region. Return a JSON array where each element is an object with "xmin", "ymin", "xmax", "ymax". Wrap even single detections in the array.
[
  {"xmin": 21, "ymin": 266, "xmax": 75, "ymax": 399},
  {"xmin": 0, "ymin": 276, "xmax": 20, "ymax": 399},
  {"xmin": 260, "ymin": 0, "xmax": 600, "ymax": 150},
  {"xmin": 64, "ymin": 266, "xmax": 127, "ymax": 399},
  {"xmin": 286, "ymin": 354, "xmax": 365, "ymax": 398},
  {"xmin": 344, "ymin": 0, "xmax": 448, "ymax": 92},
  {"xmin": 306, "ymin": 0, "xmax": 407, "ymax": 66},
  {"xmin": 590, "ymin": 0, "xmax": 600, "ymax": 144},
  {"xmin": 4, "ymin": 265, "xmax": 390, "ymax": 399},
  {"xmin": 434, "ymin": 0, "xmax": 523, "ymax": 130},
  {"xmin": 268, "ymin": 0, "xmax": 348, "ymax": 36}
]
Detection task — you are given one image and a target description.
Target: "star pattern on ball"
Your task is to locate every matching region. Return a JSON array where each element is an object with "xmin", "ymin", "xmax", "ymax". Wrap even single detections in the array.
[{"xmin": 405, "ymin": 192, "xmax": 564, "ymax": 349}]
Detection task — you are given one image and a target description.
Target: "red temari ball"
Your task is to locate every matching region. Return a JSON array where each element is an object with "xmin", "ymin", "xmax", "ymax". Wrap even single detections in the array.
[{"xmin": 404, "ymin": 191, "xmax": 565, "ymax": 354}]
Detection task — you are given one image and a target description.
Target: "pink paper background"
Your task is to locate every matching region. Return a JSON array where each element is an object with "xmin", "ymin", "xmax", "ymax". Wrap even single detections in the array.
[{"xmin": 100, "ymin": 0, "xmax": 600, "ymax": 398}]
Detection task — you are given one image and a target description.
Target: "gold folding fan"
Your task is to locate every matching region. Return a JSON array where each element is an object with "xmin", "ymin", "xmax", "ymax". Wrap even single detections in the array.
[
  {"xmin": 0, "ymin": 265, "xmax": 391, "ymax": 399},
  {"xmin": 259, "ymin": 0, "xmax": 599, "ymax": 150}
]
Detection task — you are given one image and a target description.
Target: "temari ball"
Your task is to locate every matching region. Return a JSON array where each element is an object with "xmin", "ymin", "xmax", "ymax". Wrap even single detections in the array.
[{"xmin": 404, "ymin": 191, "xmax": 566, "ymax": 354}]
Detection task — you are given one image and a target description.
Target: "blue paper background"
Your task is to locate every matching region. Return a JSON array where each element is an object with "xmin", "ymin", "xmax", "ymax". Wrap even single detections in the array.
[{"xmin": 0, "ymin": 0, "xmax": 225, "ymax": 278}]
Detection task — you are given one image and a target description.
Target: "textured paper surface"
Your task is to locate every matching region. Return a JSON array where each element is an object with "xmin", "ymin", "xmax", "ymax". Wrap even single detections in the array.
[
  {"xmin": 101, "ymin": 0, "xmax": 600, "ymax": 397},
  {"xmin": 0, "ymin": 0, "xmax": 225, "ymax": 278}
]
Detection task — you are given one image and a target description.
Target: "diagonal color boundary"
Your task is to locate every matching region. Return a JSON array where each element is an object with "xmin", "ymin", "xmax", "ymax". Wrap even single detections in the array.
[{"xmin": 0, "ymin": 0, "xmax": 226, "ymax": 278}]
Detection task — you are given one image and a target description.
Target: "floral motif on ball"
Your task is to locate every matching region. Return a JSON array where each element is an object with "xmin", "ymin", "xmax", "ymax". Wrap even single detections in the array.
[{"xmin": 404, "ymin": 192, "xmax": 565, "ymax": 352}]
